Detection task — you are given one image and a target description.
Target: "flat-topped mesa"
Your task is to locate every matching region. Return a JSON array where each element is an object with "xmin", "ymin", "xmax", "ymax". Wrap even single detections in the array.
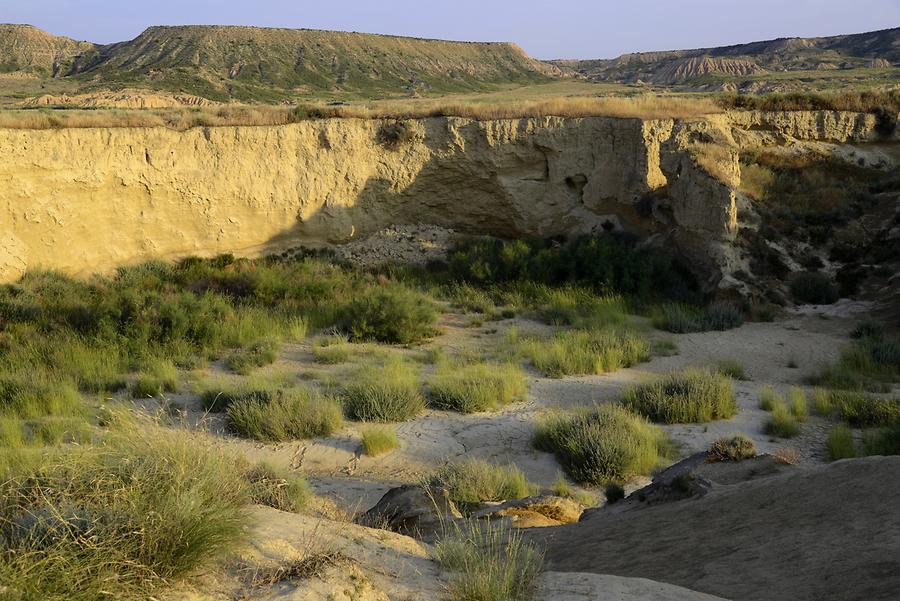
[{"xmin": 0, "ymin": 110, "xmax": 894, "ymax": 295}]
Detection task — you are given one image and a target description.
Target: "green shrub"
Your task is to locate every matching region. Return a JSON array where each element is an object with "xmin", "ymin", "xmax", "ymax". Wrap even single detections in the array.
[
  {"xmin": 534, "ymin": 405, "xmax": 669, "ymax": 484},
  {"xmin": 0, "ymin": 418, "xmax": 248, "ymax": 600},
  {"xmin": 708, "ymin": 434, "xmax": 757, "ymax": 461},
  {"xmin": 429, "ymin": 459, "xmax": 535, "ymax": 508},
  {"xmin": 862, "ymin": 426, "xmax": 900, "ymax": 456},
  {"xmin": 133, "ymin": 357, "xmax": 178, "ymax": 398},
  {"xmin": 715, "ymin": 359, "xmax": 747, "ymax": 380},
  {"xmin": 790, "ymin": 271, "xmax": 838, "ymax": 304},
  {"xmin": 765, "ymin": 401, "xmax": 801, "ymax": 438},
  {"xmin": 836, "ymin": 393, "xmax": 900, "ymax": 427},
  {"xmin": 429, "ymin": 361, "xmax": 527, "ymax": 413},
  {"xmin": 361, "ymin": 425, "xmax": 400, "ymax": 456},
  {"xmin": 789, "ymin": 388, "xmax": 809, "ymax": 422},
  {"xmin": 621, "ymin": 369, "xmax": 736, "ymax": 423},
  {"xmin": 758, "ymin": 386, "xmax": 783, "ymax": 411},
  {"xmin": 341, "ymin": 359, "xmax": 425, "ymax": 422},
  {"xmin": 225, "ymin": 339, "xmax": 278, "ymax": 375},
  {"xmin": 244, "ymin": 462, "xmax": 312, "ymax": 512},
  {"xmin": 312, "ymin": 334, "xmax": 352, "ymax": 364},
  {"xmin": 226, "ymin": 388, "xmax": 343, "ymax": 442},
  {"xmin": 520, "ymin": 329, "xmax": 649, "ymax": 378},
  {"xmin": 338, "ymin": 284, "xmax": 437, "ymax": 344},
  {"xmin": 444, "ymin": 282, "xmax": 496, "ymax": 314},
  {"xmin": 827, "ymin": 424, "xmax": 857, "ymax": 460},
  {"xmin": 604, "ymin": 483, "xmax": 625, "ymax": 504},
  {"xmin": 435, "ymin": 520, "xmax": 543, "ymax": 601}
]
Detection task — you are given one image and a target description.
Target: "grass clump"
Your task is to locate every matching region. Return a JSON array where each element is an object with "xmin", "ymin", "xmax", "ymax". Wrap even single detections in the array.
[
  {"xmin": 132, "ymin": 357, "xmax": 178, "ymax": 398},
  {"xmin": 827, "ymin": 424, "xmax": 857, "ymax": 460},
  {"xmin": 765, "ymin": 401, "xmax": 801, "ymax": 438},
  {"xmin": 862, "ymin": 426, "xmax": 900, "ymax": 456},
  {"xmin": 360, "ymin": 425, "xmax": 400, "ymax": 456},
  {"xmin": 519, "ymin": 329, "xmax": 649, "ymax": 378},
  {"xmin": 758, "ymin": 385, "xmax": 783, "ymax": 411},
  {"xmin": 429, "ymin": 459, "xmax": 535, "ymax": 508},
  {"xmin": 715, "ymin": 358, "xmax": 747, "ymax": 380},
  {"xmin": 708, "ymin": 434, "xmax": 757, "ymax": 462},
  {"xmin": 789, "ymin": 271, "xmax": 839, "ymax": 305},
  {"xmin": 835, "ymin": 392, "xmax": 900, "ymax": 427},
  {"xmin": 534, "ymin": 405, "xmax": 669, "ymax": 485},
  {"xmin": 311, "ymin": 334, "xmax": 352, "ymax": 364},
  {"xmin": 341, "ymin": 358, "xmax": 425, "ymax": 422},
  {"xmin": 0, "ymin": 418, "xmax": 248, "ymax": 601},
  {"xmin": 429, "ymin": 361, "xmax": 527, "ymax": 413},
  {"xmin": 811, "ymin": 387, "xmax": 834, "ymax": 416},
  {"xmin": 435, "ymin": 520, "xmax": 543, "ymax": 601},
  {"xmin": 789, "ymin": 388, "xmax": 809, "ymax": 422},
  {"xmin": 621, "ymin": 369, "xmax": 736, "ymax": 424},
  {"xmin": 226, "ymin": 388, "xmax": 343, "ymax": 442},
  {"xmin": 225, "ymin": 339, "xmax": 278, "ymax": 374},
  {"xmin": 655, "ymin": 302, "xmax": 743, "ymax": 333},
  {"xmin": 244, "ymin": 462, "xmax": 312, "ymax": 513},
  {"xmin": 338, "ymin": 284, "xmax": 437, "ymax": 344},
  {"xmin": 551, "ymin": 471, "xmax": 596, "ymax": 507}
]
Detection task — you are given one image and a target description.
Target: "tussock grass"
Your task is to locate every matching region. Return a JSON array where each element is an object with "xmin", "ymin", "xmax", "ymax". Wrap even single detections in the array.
[
  {"xmin": 862, "ymin": 426, "xmax": 900, "ymax": 456},
  {"xmin": 708, "ymin": 434, "xmax": 757, "ymax": 462},
  {"xmin": 654, "ymin": 302, "xmax": 744, "ymax": 333},
  {"xmin": 811, "ymin": 387, "xmax": 834, "ymax": 416},
  {"xmin": 621, "ymin": 369, "xmax": 736, "ymax": 423},
  {"xmin": 133, "ymin": 357, "xmax": 179, "ymax": 397},
  {"xmin": 360, "ymin": 425, "xmax": 400, "ymax": 456},
  {"xmin": 765, "ymin": 401, "xmax": 801, "ymax": 438},
  {"xmin": 428, "ymin": 459, "xmax": 536, "ymax": 507},
  {"xmin": 551, "ymin": 471, "xmax": 596, "ymax": 507},
  {"xmin": 835, "ymin": 392, "xmax": 900, "ymax": 427},
  {"xmin": 758, "ymin": 385, "xmax": 783, "ymax": 411},
  {"xmin": 534, "ymin": 405, "xmax": 669, "ymax": 484},
  {"xmin": 519, "ymin": 329, "xmax": 649, "ymax": 378},
  {"xmin": 827, "ymin": 424, "xmax": 857, "ymax": 460},
  {"xmin": 226, "ymin": 339, "xmax": 279, "ymax": 374},
  {"xmin": 435, "ymin": 519, "xmax": 543, "ymax": 601},
  {"xmin": 312, "ymin": 334, "xmax": 352, "ymax": 364},
  {"xmin": 341, "ymin": 358, "xmax": 425, "ymax": 422},
  {"xmin": 789, "ymin": 388, "xmax": 809, "ymax": 422},
  {"xmin": 0, "ymin": 416, "xmax": 248, "ymax": 601},
  {"xmin": 715, "ymin": 358, "xmax": 747, "ymax": 380},
  {"xmin": 225, "ymin": 387, "xmax": 343, "ymax": 442},
  {"xmin": 199, "ymin": 372, "xmax": 294, "ymax": 412},
  {"xmin": 244, "ymin": 462, "xmax": 312, "ymax": 513},
  {"xmin": 429, "ymin": 361, "xmax": 527, "ymax": 413}
]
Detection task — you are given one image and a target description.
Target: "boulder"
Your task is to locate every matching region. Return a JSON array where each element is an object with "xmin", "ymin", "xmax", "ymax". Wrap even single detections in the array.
[{"xmin": 357, "ymin": 484, "xmax": 461, "ymax": 540}]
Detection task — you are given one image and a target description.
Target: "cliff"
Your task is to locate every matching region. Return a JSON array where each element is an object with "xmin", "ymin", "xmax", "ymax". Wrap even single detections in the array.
[{"xmin": 0, "ymin": 110, "xmax": 893, "ymax": 293}]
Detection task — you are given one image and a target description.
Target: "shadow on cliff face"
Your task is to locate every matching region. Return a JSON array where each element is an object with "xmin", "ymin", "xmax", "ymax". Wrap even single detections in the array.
[{"xmin": 260, "ymin": 117, "xmax": 691, "ymax": 273}]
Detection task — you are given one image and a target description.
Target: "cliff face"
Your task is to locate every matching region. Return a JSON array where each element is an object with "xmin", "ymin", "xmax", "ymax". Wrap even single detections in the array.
[{"xmin": 0, "ymin": 111, "xmax": 892, "ymax": 291}]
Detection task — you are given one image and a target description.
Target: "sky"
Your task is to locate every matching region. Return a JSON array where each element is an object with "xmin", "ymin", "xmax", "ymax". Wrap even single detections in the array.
[{"xmin": 2, "ymin": 0, "xmax": 898, "ymax": 59}]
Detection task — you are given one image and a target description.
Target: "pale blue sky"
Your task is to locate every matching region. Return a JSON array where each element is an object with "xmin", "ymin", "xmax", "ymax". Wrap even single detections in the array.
[{"xmin": 2, "ymin": 0, "xmax": 898, "ymax": 59}]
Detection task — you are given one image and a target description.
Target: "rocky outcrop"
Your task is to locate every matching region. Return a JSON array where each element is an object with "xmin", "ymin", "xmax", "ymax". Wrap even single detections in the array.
[
  {"xmin": 470, "ymin": 495, "xmax": 585, "ymax": 527},
  {"xmin": 357, "ymin": 484, "xmax": 461, "ymax": 540}
]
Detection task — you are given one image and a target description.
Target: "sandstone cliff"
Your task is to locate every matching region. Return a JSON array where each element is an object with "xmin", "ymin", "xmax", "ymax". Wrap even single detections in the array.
[{"xmin": 0, "ymin": 110, "xmax": 893, "ymax": 292}]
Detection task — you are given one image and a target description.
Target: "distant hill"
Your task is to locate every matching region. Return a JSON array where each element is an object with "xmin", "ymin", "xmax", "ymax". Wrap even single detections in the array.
[
  {"xmin": 553, "ymin": 28, "xmax": 900, "ymax": 86},
  {"xmin": 0, "ymin": 24, "xmax": 97, "ymax": 77},
  {"xmin": 0, "ymin": 25, "xmax": 559, "ymax": 101}
]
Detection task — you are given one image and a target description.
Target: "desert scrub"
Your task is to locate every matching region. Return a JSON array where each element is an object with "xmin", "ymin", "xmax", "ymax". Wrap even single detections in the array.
[
  {"xmin": 337, "ymin": 284, "xmax": 437, "ymax": 344},
  {"xmin": 428, "ymin": 459, "xmax": 535, "ymax": 508},
  {"xmin": 199, "ymin": 372, "xmax": 295, "ymax": 412},
  {"xmin": 444, "ymin": 282, "xmax": 496, "ymax": 314},
  {"xmin": 765, "ymin": 401, "xmax": 801, "ymax": 438},
  {"xmin": 360, "ymin": 425, "xmax": 400, "ymax": 456},
  {"xmin": 534, "ymin": 405, "xmax": 669, "ymax": 484},
  {"xmin": 226, "ymin": 388, "xmax": 343, "ymax": 442},
  {"xmin": 654, "ymin": 302, "xmax": 743, "ymax": 333},
  {"xmin": 715, "ymin": 358, "xmax": 747, "ymax": 380},
  {"xmin": 341, "ymin": 358, "xmax": 425, "ymax": 422},
  {"xmin": 312, "ymin": 334, "xmax": 352, "ymax": 364},
  {"xmin": 862, "ymin": 426, "xmax": 900, "ymax": 456},
  {"xmin": 551, "ymin": 471, "xmax": 596, "ymax": 507},
  {"xmin": 519, "ymin": 329, "xmax": 649, "ymax": 378},
  {"xmin": 811, "ymin": 387, "xmax": 834, "ymax": 416},
  {"xmin": 812, "ymin": 334, "xmax": 900, "ymax": 391},
  {"xmin": 835, "ymin": 392, "xmax": 900, "ymax": 427},
  {"xmin": 708, "ymin": 434, "xmax": 757, "ymax": 462},
  {"xmin": 428, "ymin": 361, "xmax": 527, "ymax": 413},
  {"xmin": 535, "ymin": 288, "xmax": 629, "ymax": 329},
  {"xmin": 827, "ymin": 424, "xmax": 857, "ymax": 460},
  {"xmin": 621, "ymin": 369, "xmax": 736, "ymax": 423},
  {"xmin": 789, "ymin": 271, "xmax": 839, "ymax": 305},
  {"xmin": 0, "ymin": 417, "xmax": 248, "ymax": 601},
  {"xmin": 244, "ymin": 462, "xmax": 312, "ymax": 512},
  {"xmin": 435, "ymin": 520, "xmax": 543, "ymax": 601}
]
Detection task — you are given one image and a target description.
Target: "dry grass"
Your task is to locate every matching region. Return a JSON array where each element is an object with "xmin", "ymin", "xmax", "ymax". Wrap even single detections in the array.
[{"xmin": 0, "ymin": 95, "xmax": 722, "ymax": 130}]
